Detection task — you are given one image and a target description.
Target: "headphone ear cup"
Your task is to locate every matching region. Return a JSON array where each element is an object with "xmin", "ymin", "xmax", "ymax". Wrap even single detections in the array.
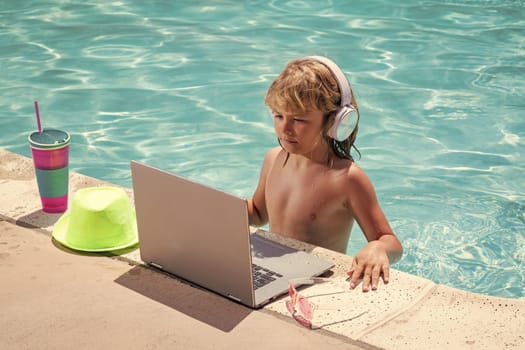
[{"xmin": 327, "ymin": 106, "xmax": 358, "ymax": 141}]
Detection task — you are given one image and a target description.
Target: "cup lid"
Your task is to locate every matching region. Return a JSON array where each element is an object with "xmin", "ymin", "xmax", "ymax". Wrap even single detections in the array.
[{"xmin": 29, "ymin": 129, "xmax": 70, "ymax": 149}]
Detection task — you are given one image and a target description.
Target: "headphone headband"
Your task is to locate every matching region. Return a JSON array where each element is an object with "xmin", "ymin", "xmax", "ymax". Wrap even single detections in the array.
[
  {"xmin": 300, "ymin": 56, "xmax": 358, "ymax": 142},
  {"xmin": 302, "ymin": 56, "xmax": 352, "ymax": 108}
]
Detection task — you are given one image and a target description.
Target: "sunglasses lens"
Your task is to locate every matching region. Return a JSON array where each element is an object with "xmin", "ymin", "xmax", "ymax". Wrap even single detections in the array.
[
  {"xmin": 286, "ymin": 277, "xmax": 332, "ymax": 329},
  {"xmin": 286, "ymin": 300, "xmax": 312, "ymax": 328},
  {"xmin": 297, "ymin": 295, "xmax": 314, "ymax": 320}
]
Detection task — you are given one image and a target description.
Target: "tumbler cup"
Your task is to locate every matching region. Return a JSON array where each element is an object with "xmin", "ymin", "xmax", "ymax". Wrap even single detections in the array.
[{"xmin": 28, "ymin": 128, "xmax": 70, "ymax": 213}]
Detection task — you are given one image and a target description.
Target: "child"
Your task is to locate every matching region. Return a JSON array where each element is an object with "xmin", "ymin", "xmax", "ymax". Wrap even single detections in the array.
[{"xmin": 247, "ymin": 56, "xmax": 403, "ymax": 292}]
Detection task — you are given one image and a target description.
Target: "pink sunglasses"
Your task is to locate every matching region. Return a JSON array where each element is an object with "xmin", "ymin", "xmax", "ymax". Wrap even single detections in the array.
[{"xmin": 285, "ymin": 277, "xmax": 333, "ymax": 329}]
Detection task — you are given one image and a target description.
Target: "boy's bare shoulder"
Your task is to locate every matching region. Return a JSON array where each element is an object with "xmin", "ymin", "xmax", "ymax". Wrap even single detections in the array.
[
  {"xmin": 344, "ymin": 161, "xmax": 375, "ymax": 192},
  {"xmin": 264, "ymin": 146, "xmax": 284, "ymax": 164},
  {"xmin": 346, "ymin": 160, "xmax": 363, "ymax": 176},
  {"xmin": 267, "ymin": 146, "xmax": 283, "ymax": 157}
]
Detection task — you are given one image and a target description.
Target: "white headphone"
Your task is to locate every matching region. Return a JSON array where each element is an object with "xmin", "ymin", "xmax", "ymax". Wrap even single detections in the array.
[{"xmin": 302, "ymin": 56, "xmax": 359, "ymax": 141}]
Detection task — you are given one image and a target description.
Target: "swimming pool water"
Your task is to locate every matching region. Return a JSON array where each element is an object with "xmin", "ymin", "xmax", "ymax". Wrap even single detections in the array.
[{"xmin": 1, "ymin": 0, "xmax": 524, "ymax": 298}]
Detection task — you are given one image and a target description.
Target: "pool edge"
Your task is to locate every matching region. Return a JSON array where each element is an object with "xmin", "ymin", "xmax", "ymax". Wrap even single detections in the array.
[{"xmin": 1, "ymin": 147, "xmax": 523, "ymax": 350}]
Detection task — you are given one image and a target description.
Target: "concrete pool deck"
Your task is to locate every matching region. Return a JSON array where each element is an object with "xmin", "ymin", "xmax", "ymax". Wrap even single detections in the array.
[{"xmin": 1, "ymin": 148, "xmax": 524, "ymax": 349}]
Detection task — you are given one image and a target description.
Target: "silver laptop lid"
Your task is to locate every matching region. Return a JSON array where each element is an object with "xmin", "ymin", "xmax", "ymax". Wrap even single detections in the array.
[{"xmin": 131, "ymin": 161, "xmax": 256, "ymax": 306}]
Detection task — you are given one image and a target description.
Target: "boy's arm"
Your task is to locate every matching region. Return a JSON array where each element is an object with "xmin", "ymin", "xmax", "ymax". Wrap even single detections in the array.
[
  {"xmin": 346, "ymin": 164, "xmax": 403, "ymax": 291},
  {"xmin": 247, "ymin": 147, "xmax": 281, "ymax": 227}
]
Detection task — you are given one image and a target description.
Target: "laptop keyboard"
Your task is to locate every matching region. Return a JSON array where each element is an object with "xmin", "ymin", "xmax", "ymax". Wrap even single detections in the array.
[{"xmin": 252, "ymin": 264, "xmax": 283, "ymax": 290}]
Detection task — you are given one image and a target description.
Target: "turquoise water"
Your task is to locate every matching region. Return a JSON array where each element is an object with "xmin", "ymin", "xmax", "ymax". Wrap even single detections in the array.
[{"xmin": 1, "ymin": 1, "xmax": 524, "ymax": 298}]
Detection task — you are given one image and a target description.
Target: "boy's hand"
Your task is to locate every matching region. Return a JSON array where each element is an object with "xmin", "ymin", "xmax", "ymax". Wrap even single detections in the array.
[{"xmin": 347, "ymin": 240, "xmax": 390, "ymax": 292}]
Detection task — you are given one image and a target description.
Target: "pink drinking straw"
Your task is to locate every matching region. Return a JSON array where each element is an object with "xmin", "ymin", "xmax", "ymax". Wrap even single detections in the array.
[{"xmin": 34, "ymin": 100, "xmax": 42, "ymax": 133}]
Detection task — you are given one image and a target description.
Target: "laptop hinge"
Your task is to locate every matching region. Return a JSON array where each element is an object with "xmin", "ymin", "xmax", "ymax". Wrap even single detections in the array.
[
  {"xmin": 227, "ymin": 294, "xmax": 241, "ymax": 303},
  {"xmin": 149, "ymin": 262, "xmax": 163, "ymax": 270}
]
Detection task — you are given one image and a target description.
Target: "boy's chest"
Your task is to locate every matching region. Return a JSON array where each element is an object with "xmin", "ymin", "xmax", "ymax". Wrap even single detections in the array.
[{"xmin": 265, "ymin": 165, "xmax": 348, "ymax": 224}]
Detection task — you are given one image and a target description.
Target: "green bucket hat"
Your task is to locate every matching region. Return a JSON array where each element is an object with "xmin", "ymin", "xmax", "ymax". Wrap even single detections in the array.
[{"xmin": 52, "ymin": 186, "xmax": 138, "ymax": 252}]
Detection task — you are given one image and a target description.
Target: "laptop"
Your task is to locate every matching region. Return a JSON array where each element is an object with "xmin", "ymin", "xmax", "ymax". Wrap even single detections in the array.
[{"xmin": 130, "ymin": 160, "xmax": 334, "ymax": 308}]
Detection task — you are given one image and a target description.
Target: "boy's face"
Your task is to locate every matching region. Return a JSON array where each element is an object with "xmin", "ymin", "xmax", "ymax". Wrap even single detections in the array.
[{"xmin": 272, "ymin": 109, "xmax": 326, "ymax": 155}]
